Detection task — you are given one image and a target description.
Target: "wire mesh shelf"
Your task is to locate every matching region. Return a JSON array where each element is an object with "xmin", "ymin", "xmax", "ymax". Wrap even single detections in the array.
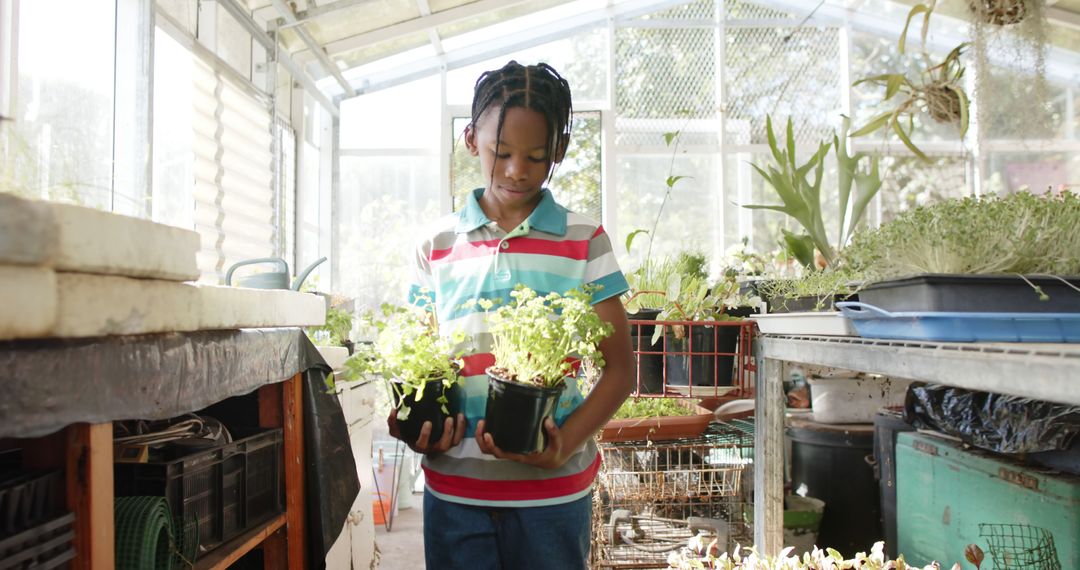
[
  {"xmin": 628, "ymin": 319, "xmax": 756, "ymax": 399},
  {"xmin": 592, "ymin": 423, "xmax": 755, "ymax": 569},
  {"xmin": 979, "ymin": 524, "xmax": 1061, "ymax": 570}
]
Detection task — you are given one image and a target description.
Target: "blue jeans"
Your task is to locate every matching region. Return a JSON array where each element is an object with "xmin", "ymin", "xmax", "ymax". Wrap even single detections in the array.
[{"xmin": 423, "ymin": 490, "xmax": 592, "ymax": 570}]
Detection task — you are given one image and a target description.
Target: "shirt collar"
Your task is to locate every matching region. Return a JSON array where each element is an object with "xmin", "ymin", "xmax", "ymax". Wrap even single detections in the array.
[{"xmin": 455, "ymin": 188, "xmax": 568, "ymax": 236}]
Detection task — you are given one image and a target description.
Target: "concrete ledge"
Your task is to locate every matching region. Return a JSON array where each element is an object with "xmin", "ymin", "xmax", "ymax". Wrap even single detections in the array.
[
  {"xmin": 0, "ymin": 194, "xmax": 58, "ymax": 266},
  {"xmin": 197, "ymin": 285, "xmax": 327, "ymax": 330},
  {"xmin": 0, "ymin": 266, "xmax": 58, "ymax": 339},
  {"xmin": 54, "ymin": 273, "xmax": 201, "ymax": 337},
  {"xmin": 52, "ymin": 202, "xmax": 200, "ymax": 281}
]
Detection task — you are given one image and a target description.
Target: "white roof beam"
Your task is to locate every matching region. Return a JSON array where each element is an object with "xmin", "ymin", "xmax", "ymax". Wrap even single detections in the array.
[
  {"xmin": 416, "ymin": 0, "xmax": 446, "ymax": 55},
  {"xmin": 271, "ymin": 0, "xmax": 357, "ymax": 96},
  {"xmin": 297, "ymin": 0, "xmax": 536, "ymax": 61},
  {"xmin": 217, "ymin": 0, "xmax": 340, "ymax": 117},
  {"xmin": 342, "ymin": 0, "xmax": 694, "ymax": 96}
]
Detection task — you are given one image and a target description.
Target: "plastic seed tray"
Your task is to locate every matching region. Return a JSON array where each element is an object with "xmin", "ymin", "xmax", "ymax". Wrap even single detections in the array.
[{"xmin": 837, "ymin": 302, "xmax": 1080, "ymax": 343}]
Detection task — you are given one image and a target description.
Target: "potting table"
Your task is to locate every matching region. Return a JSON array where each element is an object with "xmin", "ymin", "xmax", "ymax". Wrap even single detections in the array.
[
  {"xmin": 0, "ymin": 328, "xmax": 329, "ymax": 569},
  {"xmin": 752, "ymin": 334, "xmax": 1080, "ymax": 555}
]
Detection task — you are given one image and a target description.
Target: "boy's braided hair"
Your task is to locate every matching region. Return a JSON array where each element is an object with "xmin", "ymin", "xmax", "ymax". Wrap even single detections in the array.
[{"xmin": 471, "ymin": 61, "xmax": 573, "ymax": 177}]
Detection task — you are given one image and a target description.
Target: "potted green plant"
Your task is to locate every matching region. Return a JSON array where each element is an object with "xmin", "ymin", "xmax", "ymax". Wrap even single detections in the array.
[
  {"xmin": 842, "ymin": 191, "xmax": 1080, "ymax": 314},
  {"xmin": 624, "ymin": 252, "xmax": 708, "ymax": 394},
  {"xmin": 745, "ymin": 116, "xmax": 882, "ymax": 271},
  {"xmin": 851, "ymin": 2, "xmax": 970, "ymax": 161},
  {"xmin": 480, "ymin": 285, "xmax": 613, "ymax": 454},
  {"xmin": 599, "ymin": 397, "xmax": 714, "ymax": 443},
  {"xmin": 341, "ymin": 300, "xmax": 469, "ymax": 444},
  {"xmin": 654, "ymin": 276, "xmax": 756, "ymax": 391}
]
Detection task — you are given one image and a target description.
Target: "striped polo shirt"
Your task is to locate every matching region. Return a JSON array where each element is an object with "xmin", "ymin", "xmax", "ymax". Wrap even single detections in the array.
[{"xmin": 407, "ymin": 187, "xmax": 629, "ymax": 507}]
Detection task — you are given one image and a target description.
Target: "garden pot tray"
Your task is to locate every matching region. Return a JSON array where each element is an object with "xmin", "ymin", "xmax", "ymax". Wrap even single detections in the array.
[
  {"xmin": 599, "ymin": 403, "xmax": 713, "ymax": 443},
  {"xmin": 837, "ymin": 302, "xmax": 1080, "ymax": 343},
  {"xmin": 858, "ymin": 274, "xmax": 1080, "ymax": 314}
]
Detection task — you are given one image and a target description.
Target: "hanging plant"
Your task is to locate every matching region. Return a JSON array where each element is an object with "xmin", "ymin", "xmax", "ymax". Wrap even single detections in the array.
[
  {"xmin": 852, "ymin": 1, "xmax": 971, "ymax": 160},
  {"xmin": 967, "ymin": 0, "xmax": 1031, "ymax": 26}
]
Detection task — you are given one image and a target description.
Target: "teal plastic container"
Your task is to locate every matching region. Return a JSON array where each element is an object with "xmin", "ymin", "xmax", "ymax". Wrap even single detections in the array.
[{"xmin": 896, "ymin": 432, "xmax": 1080, "ymax": 568}]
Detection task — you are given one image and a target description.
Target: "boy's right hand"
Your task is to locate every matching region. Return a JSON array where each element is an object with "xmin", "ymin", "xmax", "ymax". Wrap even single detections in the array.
[{"xmin": 387, "ymin": 410, "xmax": 466, "ymax": 455}]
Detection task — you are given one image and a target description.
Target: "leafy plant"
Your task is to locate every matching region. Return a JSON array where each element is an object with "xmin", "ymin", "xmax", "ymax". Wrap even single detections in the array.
[
  {"xmin": 851, "ymin": 1, "xmax": 971, "ymax": 160},
  {"xmin": 757, "ymin": 270, "xmax": 862, "ymax": 312},
  {"xmin": 745, "ymin": 117, "xmax": 882, "ymax": 268},
  {"xmin": 667, "ymin": 538, "xmax": 959, "ymax": 570},
  {"xmin": 843, "ymin": 191, "xmax": 1080, "ymax": 281},
  {"xmin": 625, "ymin": 127, "xmax": 693, "ymax": 262},
  {"xmin": 340, "ymin": 298, "xmax": 469, "ymax": 420},
  {"xmin": 481, "ymin": 285, "xmax": 613, "ymax": 389},
  {"xmin": 307, "ymin": 305, "xmax": 354, "ymax": 347},
  {"xmin": 612, "ymin": 397, "xmax": 699, "ymax": 420},
  {"xmin": 625, "ymin": 251, "xmax": 709, "ymax": 314}
]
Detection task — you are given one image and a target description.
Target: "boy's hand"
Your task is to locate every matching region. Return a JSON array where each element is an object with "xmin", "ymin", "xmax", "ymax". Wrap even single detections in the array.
[
  {"xmin": 388, "ymin": 410, "xmax": 466, "ymax": 455},
  {"xmin": 474, "ymin": 417, "xmax": 569, "ymax": 470}
]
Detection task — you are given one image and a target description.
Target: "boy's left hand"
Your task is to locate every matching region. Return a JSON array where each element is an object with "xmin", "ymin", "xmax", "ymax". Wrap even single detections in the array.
[{"xmin": 474, "ymin": 417, "xmax": 568, "ymax": 470}]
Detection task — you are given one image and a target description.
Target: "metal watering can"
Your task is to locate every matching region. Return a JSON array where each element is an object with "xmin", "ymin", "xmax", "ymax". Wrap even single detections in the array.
[{"xmin": 225, "ymin": 256, "xmax": 327, "ymax": 290}]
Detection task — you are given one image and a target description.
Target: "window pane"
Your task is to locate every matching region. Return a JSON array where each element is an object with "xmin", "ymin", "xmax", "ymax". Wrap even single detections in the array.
[
  {"xmin": 4, "ymin": 0, "xmax": 115, "ymax": 208},
  {"xmin": 337, "ymin": 156, "xmax": 441, "ymax": 310},
  {"xmin": 152, "ymin": 27, "xmax": 196, "ymax": 229}
]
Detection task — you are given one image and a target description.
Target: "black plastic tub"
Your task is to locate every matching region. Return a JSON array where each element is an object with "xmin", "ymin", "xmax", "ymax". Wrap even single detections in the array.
[
  {"xmin": 663, "ymin": 325, "xmax": 739, "ymax": 388},
  {"xmin": 787, "ymin": 417, "xmax": 882, "ymax": 558},
  {"xmin": 627, "ymin": 309, "xmax": 664, "ymax": 394},
  {"xmin": 484, "ymin": 372, "xmax": 565, "ymax": 454},
  {"xmin": 858, "ymin": 274, "xmax": 1080, "ymax": 313},
  {"xmin": 391, "ymin": 379, "xmax": 462, "ymax": 444}
]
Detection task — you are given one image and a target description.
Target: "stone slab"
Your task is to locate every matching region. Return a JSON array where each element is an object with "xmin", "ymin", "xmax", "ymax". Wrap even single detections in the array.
[
  {"xmin": 54, "ymin": 273, "xmax": 201, "ymax": 337},
  {"xmin": 51, "ymin": 202, "xmax": 200, "ymax": 281},
  {"xmin": 0, "ymin": 265, "xmax": 57, "ymax": 340},
  {"xmin": 0, "ymin": 193, "xmax": 58, "ymax": 266},
  {"xmin": 197, "ymin": 285, "xmax": 327, "ymax": 330}
]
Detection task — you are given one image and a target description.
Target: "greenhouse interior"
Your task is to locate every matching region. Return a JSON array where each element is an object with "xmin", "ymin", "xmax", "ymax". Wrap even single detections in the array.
[{"xmin": 2, "ymin": 0, "xmax": 1080, "ymax": 568}]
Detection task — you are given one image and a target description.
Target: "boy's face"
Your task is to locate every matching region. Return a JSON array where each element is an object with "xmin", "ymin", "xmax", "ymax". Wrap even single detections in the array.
[{"xmin": 465, "ymin": 106, "xmax": 562, "ymax": 211}]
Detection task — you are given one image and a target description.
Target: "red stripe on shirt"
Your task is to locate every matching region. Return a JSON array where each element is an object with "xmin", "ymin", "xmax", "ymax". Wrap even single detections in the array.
[
  {"xmin": 429, "ymin": 237, "xmax": 590, "ymax": 265},
  {"xmin": 461, "ymin": 353, "xmax": 496, "ymax": 377},
  {"xmin": 430, "ymin": 239, "xmax": 500, "ymax": 263},
  {"xmin": 592, "ymin": 226, "xmax": 605, "ymax": 239},
  {"xmin": 423, "ymin": 452, "xmax": 602, "ymax": 502}
]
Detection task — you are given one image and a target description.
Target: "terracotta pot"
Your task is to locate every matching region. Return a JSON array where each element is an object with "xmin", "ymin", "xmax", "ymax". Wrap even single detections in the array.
[{"xmin": 599, "ymin": 401, "xmax": 714, "ymax": 443}]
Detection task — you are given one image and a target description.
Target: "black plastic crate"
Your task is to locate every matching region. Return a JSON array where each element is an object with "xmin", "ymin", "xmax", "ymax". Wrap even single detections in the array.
[
  {"xmin": 114, "ymin": 429, "xmax": 283, "ymax": 553},
  {"xmin": 858, "ymin": 274, "xmax": 1080, "ymax": 313},
  {"xmin": 0, "ymin": 470, "xmax": 64, "ymax": 538},
  {"xmin": 242, "ymin": 430, "xmax": 283, "ymax": 527},
  {"xmin": 0, "ymin": 512, "xmax": 76, "ymax": 570}
]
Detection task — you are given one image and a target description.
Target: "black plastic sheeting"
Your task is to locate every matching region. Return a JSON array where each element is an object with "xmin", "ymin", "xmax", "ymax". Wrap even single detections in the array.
[
  {"xmin": 904, "ymin": 383, "xmax": 1080, "ymax": 454},
  {"xmin": 0, "ymin": 329, "xmax": 361, "ymax": 568},
  {"xmin": 303, "ymin": 368, "xmax": 361, "ymax": 570},
  {"xmin": 0, "ymin": 329, "xmax": 324, "ymax": 438}
]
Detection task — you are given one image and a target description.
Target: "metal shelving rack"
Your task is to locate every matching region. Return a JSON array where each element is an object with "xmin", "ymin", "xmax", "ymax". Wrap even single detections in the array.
[{"xmin": 751, "ymin": 334, "xmax": 1080, "ymax": 556}]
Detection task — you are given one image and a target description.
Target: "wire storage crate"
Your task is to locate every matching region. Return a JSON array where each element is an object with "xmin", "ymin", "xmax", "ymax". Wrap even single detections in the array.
[
  {"xmin": 979, "ymin": 524, "xmax": 1061, "ymax": 570},
  {"xmin": 628, "ymin": 319, "xmax": 756, "ymax": 399},
  {"xmin": 592, "ymin": 421, "xmax": 755, "ymax": 569}
]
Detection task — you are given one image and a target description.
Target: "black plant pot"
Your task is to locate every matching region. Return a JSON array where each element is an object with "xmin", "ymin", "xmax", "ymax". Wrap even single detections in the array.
[
  {"xmin": 392, "ymin": 379, "xmax": 462, "ymax": 444},
  {"xmin": 664, "ymin": 325, "xmax": 740, "ymax": 387},
  {"xmin": 484, "ymin": 371, "xmax": 566, "ymax": 454},
  {"xmin": 627, "ymin": 308, "xmax": 664, "ymax": 394}
]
